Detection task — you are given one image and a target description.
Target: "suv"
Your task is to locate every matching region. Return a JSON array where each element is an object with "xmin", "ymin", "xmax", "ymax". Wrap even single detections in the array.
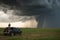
[{"xmin": 3, "ymin": 27, "xmax": 22, "ymax": 36}]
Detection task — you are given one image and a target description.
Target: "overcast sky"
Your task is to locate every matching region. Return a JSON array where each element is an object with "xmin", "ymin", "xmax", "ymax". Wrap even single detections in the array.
[{"xmin": 0, "ymin": 0, "xmax": 60, "ymax": 28}]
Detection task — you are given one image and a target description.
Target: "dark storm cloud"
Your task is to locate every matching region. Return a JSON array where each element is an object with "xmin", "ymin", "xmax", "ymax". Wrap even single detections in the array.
[
  {"xmin": 16, "ymin": 0, "xmax": 52, "ymax": 15},
  {"xmin": 0, "ymin": 0, "xmax": 17, "ymax": 6},
  {"xmin": 0, "ymin": 0, "xmax": 60, "ymax": 28},
  {"xmin": 0, "ymin": 0, "xmax": 52, "ymax": 16},
  {"xmin": 0, "ymin": 0, "xmax": 52, "ymax": 26}
]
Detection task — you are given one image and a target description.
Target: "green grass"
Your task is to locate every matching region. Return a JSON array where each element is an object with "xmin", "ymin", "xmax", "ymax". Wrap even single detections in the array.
[{"xmin": 0, "ymin": 28, "xmax": 60, "ymax": 40}]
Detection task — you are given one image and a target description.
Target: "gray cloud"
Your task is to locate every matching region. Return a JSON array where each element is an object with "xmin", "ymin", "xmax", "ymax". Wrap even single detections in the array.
[
  {"xmin": 0, "ymin": 0, "xmax": 60, "ymax": 28},
  {"xmin": 0, "ymin": 4, "xmax": 34, "ymax": 22}
]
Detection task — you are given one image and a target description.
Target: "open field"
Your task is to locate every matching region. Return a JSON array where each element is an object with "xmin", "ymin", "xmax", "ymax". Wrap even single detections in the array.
[{"xmin": 0, "ymin": 28, "xmax": 60, "ymax": 40}]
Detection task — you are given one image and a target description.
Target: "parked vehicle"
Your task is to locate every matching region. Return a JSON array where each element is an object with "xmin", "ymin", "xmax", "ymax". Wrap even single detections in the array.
[{"xmin": 3, "ymin": 27, "xmax": 22, "ymax": 36}]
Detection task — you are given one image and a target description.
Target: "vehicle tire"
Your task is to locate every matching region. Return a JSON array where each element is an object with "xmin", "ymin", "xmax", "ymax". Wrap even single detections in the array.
[
  {"xmin": 11, "ymin": 33, "xmax": 15, "ymax": 36},
  {"xmin": 19, "ymin": 31, "xmax": 22, "ymax": 35},
  {"xmin": 4, "ymin": 33, "xmax": 7, "ymax": 36}
]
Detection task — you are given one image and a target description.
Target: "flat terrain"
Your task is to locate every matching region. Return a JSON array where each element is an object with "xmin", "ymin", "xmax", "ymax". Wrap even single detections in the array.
[{"xmin": 0, "ymin": 28, "xmax": 60, "ymax": 40}]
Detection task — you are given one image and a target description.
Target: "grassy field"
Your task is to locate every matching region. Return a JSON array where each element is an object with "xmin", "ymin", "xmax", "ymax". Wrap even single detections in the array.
[{"xmin": 0, "ymin": 28, "xmax": 60, "ymax": 40}]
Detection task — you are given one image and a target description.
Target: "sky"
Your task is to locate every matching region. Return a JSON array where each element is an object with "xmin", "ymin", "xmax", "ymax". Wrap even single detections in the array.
[
  {"xmin": 0, "ymin": 0, "xmax": 60, "ymax": 28},
  {"xmin": 0, "ymin": 19, "xmax": 37, "ymax": 28},
  {"xmin": 0, "ymin": 1, "xmax": 38, "ymax": 28}
]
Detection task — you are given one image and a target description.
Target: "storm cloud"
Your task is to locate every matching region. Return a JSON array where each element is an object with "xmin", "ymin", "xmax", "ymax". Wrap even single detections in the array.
[
  {"xmin": 0, "ymin": 0, "xmax": 36, "ymax": 22},
  {"xmin": 0, "ymin": 0, "xmax": 60, "ymax": 28},
  {"xmin": 0, "ymin": 0, "xmax": 53, "ymax": 15}
]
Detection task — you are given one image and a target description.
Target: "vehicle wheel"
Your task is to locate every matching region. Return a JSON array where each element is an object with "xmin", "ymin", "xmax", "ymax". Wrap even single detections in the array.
[
  {"xmin": 4, "ymin": 33, "xmax": 7, "ymax": 36},
  {"xmin": 11, "ymin": 33, "xmax": 15, "ymax": 36},
  {"xmin": 18, "ymin": 31, "xmax": 22, "ymax": 36}
]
